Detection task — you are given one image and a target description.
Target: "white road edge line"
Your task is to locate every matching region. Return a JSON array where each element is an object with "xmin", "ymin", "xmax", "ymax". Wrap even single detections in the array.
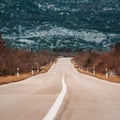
[{"xmin": 43, "ymin": 74, "xmax": 67, "ymax": 120}]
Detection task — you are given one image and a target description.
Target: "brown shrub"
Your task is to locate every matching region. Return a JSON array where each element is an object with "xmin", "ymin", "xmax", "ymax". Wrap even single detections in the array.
[
  {"xmin": 73, "ymin": 43, "xmax": 120, "ymax": 75},
  {"xmin": 0, "ymin": 35, "xmax": 57, "ymax": 76}
]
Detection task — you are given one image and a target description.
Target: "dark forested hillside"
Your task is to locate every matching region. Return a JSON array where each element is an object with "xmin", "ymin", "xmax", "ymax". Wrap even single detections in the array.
[{"xmin": 0, "ymin": 0, "xmax": 120, "ymax": 51}]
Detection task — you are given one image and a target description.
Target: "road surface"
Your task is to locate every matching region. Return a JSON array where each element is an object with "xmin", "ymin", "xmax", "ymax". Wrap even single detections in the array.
[{"xmin": 0, "ymin": 58, "xmax": 120, "ymax": 120}]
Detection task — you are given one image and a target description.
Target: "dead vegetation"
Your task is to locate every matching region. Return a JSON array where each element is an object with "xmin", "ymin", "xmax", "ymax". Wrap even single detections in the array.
[
  {"xmin": 0, "ymin": 61, "xmax": 56, "ymax": 85},
  {"xmin": 0, "ymin": 34, "xmax": 57, "ymax": 76},
  {"xmin": 73, "ymin": 43, "xmax": 120, "ymax": 83},
  {"xmin": 0, "ymin": 73, "xmax": 32, "ymax": 85}
]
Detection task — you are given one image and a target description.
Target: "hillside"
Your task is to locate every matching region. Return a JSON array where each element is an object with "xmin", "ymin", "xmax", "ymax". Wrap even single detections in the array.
[{"xmin": 0, "ymin": 0, "xmax": 120, "ymax": 51}]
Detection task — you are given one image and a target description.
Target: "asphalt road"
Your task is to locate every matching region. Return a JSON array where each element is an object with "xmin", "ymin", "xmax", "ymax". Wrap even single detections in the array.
[{"xmin": 0, "ymin": 58, "xmax": 120, "ymax": 120}]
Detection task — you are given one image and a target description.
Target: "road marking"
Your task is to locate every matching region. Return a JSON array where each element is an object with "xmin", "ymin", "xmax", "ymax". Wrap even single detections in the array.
[{"xmin": 43, "ymin": 75, "xmax": 67, "ymax": 120}]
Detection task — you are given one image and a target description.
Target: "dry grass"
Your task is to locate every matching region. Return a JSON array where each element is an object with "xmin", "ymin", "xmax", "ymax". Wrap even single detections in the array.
[
  {"xmin": 40, "ymin": 60, "xmax": 57, "ymax": 73},
  {"xmin": 40, "ymin": 58, "xmax": 58, "ymax": 73},
  {"xmin": 0, "ymin": 61, "xmax": 56, "ymax": 85},
  {"xmin": 72, "ymin": 60, "xmax": 120, "ymax": 83},
  {"xmin": 0, "ymin": 73, "xmax": 33, "ymax": 85}
]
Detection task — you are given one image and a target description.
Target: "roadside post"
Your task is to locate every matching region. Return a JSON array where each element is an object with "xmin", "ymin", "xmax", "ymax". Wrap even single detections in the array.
[
  {"xmin": 87, "ymin": 67, "xmax": 89, "ymax": 73},
  {"xmin": 93, "ymin": 67, "xmax": 96, "ymax": 76},
  {"xmin": 17, "ymin": 68, "xmax": 19, "ymax": 78},
  {"xmin": 31, "ymin": 67, "xmax": 34, "ymax": 75},
  {"xmin": 105, "ymin": 68, "xmax": 108, "ymax": 79}
]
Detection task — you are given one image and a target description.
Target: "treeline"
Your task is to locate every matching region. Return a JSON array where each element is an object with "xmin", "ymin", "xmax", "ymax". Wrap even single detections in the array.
[
  {"xmin": 73, "ymin": 43, "xmax": 120, "ymax": 76},
  {"xmin": 0, "ymin": 34, "xmax": 57, "ymax": 76}
]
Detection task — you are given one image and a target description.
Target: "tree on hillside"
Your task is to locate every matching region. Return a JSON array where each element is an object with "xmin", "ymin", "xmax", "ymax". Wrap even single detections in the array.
[
  {"xmin": 114, "ymin": 43, "xmax": 120, "ymax": 52},
  {"xmin": 0, "ymin": 33, "xmax": 6, "ymax": 49}
]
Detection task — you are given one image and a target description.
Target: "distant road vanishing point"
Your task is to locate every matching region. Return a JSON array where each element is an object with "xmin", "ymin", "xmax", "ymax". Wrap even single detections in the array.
[{"xmin": 0, "ymin": 58, "xmax": 120, "ymax": 120}]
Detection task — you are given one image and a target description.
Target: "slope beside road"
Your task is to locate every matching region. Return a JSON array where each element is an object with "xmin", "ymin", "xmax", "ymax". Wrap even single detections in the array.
[{"xmin": 0, "ymin": 58, "xmax": 120, "ymax": 120}]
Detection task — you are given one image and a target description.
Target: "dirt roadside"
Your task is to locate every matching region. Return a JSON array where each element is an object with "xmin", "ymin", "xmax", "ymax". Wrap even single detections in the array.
[
  {"xmin": 71, "ymin": 59, "xmax": 120, "ymax": 83},
  {"xmin": 0, "ymin": 59, "xmax": 58, "ymax": 85}
]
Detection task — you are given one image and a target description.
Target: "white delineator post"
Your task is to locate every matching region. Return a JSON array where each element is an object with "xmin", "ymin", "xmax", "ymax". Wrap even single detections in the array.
[
  {"xmin": 87, "ymin": 67, "xmax": 89, "ymax": 73},
  {"xmin": 31, "ymin": 67, "xmax": 34, "ymax": 75},
  {"xmin": 105, "ymin": 68, "xmax": 108, "ymax": 79},
  {"xmin": 17, "ymin": 68, "xmax": 19, "ymax": 78},
  {"xmin": 93, "ymin": 67, "xmax": 96, "ymax": 76}
]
